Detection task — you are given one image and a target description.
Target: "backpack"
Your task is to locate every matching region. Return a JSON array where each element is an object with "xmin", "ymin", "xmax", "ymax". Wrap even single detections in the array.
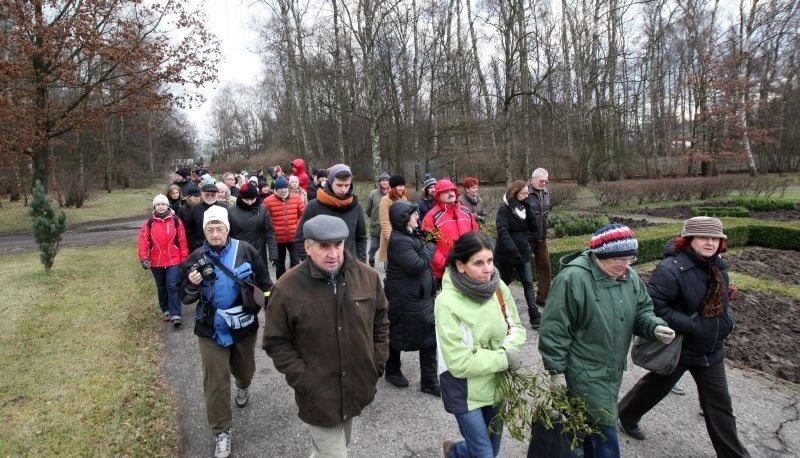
[{"xmin": 147, "ymin": 214, "xmax": 181, "ymax": 250}]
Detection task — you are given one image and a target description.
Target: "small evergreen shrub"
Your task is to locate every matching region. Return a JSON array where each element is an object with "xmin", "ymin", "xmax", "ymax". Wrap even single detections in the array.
[
  {"xmin": 551, "ymin": 214, "xmax": 611, "ymax": 237},
  {"xmin": 691, "ymin": 206, "xmax": 750, "ymax": 217},
  {"xmin": 27, "ymin": 180, "xmax": 67, "ymax": 271}
]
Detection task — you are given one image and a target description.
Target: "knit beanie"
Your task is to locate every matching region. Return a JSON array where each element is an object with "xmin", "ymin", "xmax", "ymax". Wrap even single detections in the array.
[
  {"xmin": 239, "ymin": 183, "xmax": 258, "ymax": 199},
  {"xmin": 589, "ymin": 224, "xmax": 639, "ymax": 259},
  {"xmin": 681, "ymin": 216, "xmax": 727, "ymax": 239},
  {"xmin": 289, "ymin": 175, "xmax": 300, "ymax": 185},
  {"xmin": 328, "ymin": 163, "xmax": 351, "ymax": 180},
  {"xmin": 378, "ymin": 171, "xmax": 390, "ymax": 182},
  {"xmin": 423, "ymin": 175, "xmax": 437, "ymax": 190},
  {"xmin": 203, "ymin": 205, "xmax": 230, "ymax": 231},
  {"xmin": 389, "ymin": 175, "xmax": 406, "ymax": 188},
  {"xmin": 152, "ymin": 194, "xmax": 169, "ymax": 207},
  {"xmin": 274, "ymin": 176, "xmax": 289, "ymax": 189}
]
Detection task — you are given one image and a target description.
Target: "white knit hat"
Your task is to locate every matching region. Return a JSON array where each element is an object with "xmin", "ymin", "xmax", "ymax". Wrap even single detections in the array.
[
  {"xmin": 203, "ymin": 205, "xmax": 229, "ymax": 231},
  {"xmin": 152, "ymin": 194, "xmax": 169, "ymax": 207}
]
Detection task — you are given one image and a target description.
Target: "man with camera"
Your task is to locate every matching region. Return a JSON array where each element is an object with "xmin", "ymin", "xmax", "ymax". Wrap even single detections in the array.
[
  {"xmin": 180, "ymin": 205, "xmax": 272, "ymax": 458},
  {"xmin": 264, "ymin": 214, "xmax": 389, "ymax": 457}
]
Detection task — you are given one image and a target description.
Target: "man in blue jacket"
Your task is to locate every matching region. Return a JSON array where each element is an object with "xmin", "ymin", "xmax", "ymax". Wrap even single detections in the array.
[{"xmin": 180, "ymin": 205, "xmax": 272, "ymax": 458}]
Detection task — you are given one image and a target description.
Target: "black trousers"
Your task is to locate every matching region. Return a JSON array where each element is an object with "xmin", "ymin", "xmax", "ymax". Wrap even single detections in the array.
[
  {"xmin": 385, "ymin": 347, "xmax": 438, "ymax": 388},
  {"xmin": 618, "ymin": 361, "xmax": 750, "ymax": 458}
]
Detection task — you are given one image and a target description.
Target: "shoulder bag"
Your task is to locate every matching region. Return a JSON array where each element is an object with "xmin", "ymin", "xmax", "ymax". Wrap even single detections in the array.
[{"xmin": 630, "ymin": 312, "xmax": 698, "ymax": 375}]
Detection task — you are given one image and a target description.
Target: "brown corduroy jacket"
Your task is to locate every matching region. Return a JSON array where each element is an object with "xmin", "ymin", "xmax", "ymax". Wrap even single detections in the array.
[{"xmin": 263, "ymin": 254, "xmax": 390, "ymax": 427}]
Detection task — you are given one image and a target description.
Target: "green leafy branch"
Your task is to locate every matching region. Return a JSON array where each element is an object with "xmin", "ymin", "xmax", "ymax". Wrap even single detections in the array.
[{"xmin": 491, "ymin": 369, "xmax": 605, "ymax": 449}]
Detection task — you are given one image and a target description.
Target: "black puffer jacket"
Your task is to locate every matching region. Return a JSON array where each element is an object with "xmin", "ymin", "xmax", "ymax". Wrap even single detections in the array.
[
  {"xmin": 228, "ymin": 198, "xmax": 278, "ymax": 263},
  {"xmin": 647, "ymin": 242, "xmax": 735, "ymax": 367},
  {"xmin": 384, "ymin": 200, "xmax": 437, "ymax": 351},
  {"xmin": 495, "ymin": 196, "xmax": 536, "ymax": 265}
]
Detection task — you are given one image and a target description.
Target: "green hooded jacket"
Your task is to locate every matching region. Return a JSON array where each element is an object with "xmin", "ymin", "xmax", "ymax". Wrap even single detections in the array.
[{"xmin": 538, "ymin": 250, "xmax": 666, "ymax": 425}]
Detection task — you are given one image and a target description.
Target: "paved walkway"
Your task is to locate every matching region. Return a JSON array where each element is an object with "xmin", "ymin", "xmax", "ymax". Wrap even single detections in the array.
[{"xmin": 163, "ymin": 264, "xmax": 800, "ymax": 457}]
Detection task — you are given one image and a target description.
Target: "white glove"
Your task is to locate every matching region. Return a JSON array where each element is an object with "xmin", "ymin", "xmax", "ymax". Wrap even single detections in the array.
[
  {"xmin": 549, "ymin": 373, "xmax": 567, "ymax": 391},
  {"xmin": 654, "ymin": 325, "xmax": 676, "ymax": 344}
]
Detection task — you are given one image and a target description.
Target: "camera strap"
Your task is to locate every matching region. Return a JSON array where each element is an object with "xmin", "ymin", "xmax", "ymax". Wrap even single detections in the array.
[
  {"xmin": 206, "ymin": 254, "xmax": 266, "ymax": 310},
  {"xmin": 207, "ymin": 254, "xmax": 250, "ymax": 289}
]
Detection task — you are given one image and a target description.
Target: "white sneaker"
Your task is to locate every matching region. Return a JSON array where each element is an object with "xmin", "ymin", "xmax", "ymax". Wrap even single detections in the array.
[
  {"xmin": 235, "ymin": 387, "xmax": 249, "ymax": 408},
  {"xmin": 214, "ymin": 430, "xmax": 231, "ymax": 458}
]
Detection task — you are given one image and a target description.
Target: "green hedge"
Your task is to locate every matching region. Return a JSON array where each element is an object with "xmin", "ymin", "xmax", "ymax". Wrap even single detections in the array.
[
  {"xmin": 550, "ymin": 214, "xmax": 611, "ymax": 237},
  {"xmin": 734, "ymin": 196, "xmax": 798, "ymax": 211},
  {"xmin": 691, "ymin": 206, "xmax": 750, "ymax": 217},
  {"xmin": 544, "ymin": 218, "xmax": 798, "ymax": 274}
]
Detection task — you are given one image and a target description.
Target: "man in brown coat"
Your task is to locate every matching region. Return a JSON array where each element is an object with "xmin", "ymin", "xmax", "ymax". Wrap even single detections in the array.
[{"xmin": 264, "ymin": 214, "xmax": 390, "ymax": 457}]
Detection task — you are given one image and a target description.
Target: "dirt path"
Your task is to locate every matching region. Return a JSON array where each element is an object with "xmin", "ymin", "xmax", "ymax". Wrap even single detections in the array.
[{"xmin": 0, "ymin": 216, "xmax": 144, "ymax": 255}]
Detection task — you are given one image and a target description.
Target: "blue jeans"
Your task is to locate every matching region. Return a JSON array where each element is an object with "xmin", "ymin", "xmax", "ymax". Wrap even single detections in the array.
[
  {"xmin": 449, "ymin": 404, "xmax": 503, "ymax": 457},
  {"xmin": 151, "ymin": 265, "xmax": 182, "ymax": 318},
  {"xmin": 368, "ymin": 235, "xmax": 380, "ymax": 264},
  {"xmin": 582, "ymin": 425, "xmax": 619, "ymax": 458}
]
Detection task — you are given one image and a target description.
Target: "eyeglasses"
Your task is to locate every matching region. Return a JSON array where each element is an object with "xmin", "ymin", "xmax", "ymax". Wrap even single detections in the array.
[{"xmin": 613, "ymin": 256, "xmax": 637, "ymax": 265}]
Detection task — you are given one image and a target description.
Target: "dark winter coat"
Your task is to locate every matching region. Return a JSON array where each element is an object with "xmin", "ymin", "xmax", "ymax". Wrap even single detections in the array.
[
  {"xmin": 294, "ymin": 185, "xmax": 367, "ymax": 262},
  {"xmin": 417, "ymin": 196, "xmax": 436, "ymax": 219},
  {"xmin": 524, "ymin": 186, "xmax": 550, "ymax": 241},
  {"xmin": 494, "ymin": 196, "xmax": 536, "ymax": 265},
  {"xmin": 185, "ymin": 201, "xmax": 229, "ymax": 251},
  {"xmin": 263, "ymin": 254, "xmax": 390, "ymax": 427},
  {"xmin": 179, "ymin": 238, "xmax": 272, "ymax": 343},
  {"xmin": 227, "ymin": 198, "xmax": 279, "ymax": 263},
  {"xmin": 384, "ymin": 202, "xmax": 437, "ymax": 351},
  {"xmin": 647, "ymin": 243, "xmax": 735, "ymax": 367}
]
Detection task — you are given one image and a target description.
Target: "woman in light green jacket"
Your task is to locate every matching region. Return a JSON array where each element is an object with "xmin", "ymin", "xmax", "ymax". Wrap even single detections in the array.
[{"xmin": 436, "ymin": 231, "xmax": 526, "ymax": 458}]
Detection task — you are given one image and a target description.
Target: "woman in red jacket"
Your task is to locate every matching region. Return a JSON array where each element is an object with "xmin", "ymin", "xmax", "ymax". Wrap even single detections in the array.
[{"xmin": 138, "ymin": 194, "xmax": 189, "ymax": 327}]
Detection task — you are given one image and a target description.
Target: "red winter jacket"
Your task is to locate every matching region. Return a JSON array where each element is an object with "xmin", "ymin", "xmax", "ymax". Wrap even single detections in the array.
[
  {"xmin": 420, "ymin": 201, "xmax": 478, "ymax": 279},
  {"xmin": 137, "ymin": 211, "xmax": 189, "ymax": 267},
  {"xmin": 291, "ymin": 158, "xmax": 310, "ymax": 192},
  {"xmin": 264, "ymin": 193, "xmax": 306, "ymax": 244}
]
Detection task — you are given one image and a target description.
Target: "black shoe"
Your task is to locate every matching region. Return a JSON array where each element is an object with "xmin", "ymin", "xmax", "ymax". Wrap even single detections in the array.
[
  {"xmin": 530, "ymin": 315, "xmax": 541, "ymax": 330},
  {"xmin": 619, "ymin": 421, "xmax": 646, "ymax": 440},
  {"xmin": 385, "ymin": 372, "xmax": 409, "ymax": 388},
  {"xmin": 420, "ymin": 384, "xmax": 441, "ymax": 397},
  {"xmin": 369, "ymin": 259, "xmax": 375, "ymax": 267}
]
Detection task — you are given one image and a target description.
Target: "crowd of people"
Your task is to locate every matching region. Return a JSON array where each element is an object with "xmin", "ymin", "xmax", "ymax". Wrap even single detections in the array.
[{"xmin": 135, "ymin": 160, "xmax": 748, "ymax": 458}]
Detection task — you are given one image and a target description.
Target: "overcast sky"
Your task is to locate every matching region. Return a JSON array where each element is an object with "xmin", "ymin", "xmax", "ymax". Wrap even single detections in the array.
[{"xmin": 184, "ymin": 0, "xmax": 262, "ymax": 138}]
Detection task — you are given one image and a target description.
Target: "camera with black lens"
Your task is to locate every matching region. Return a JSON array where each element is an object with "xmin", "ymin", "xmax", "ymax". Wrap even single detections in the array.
[{"xmin": 192, "ymin": 258, "xmax": 216, "ymax": 281}]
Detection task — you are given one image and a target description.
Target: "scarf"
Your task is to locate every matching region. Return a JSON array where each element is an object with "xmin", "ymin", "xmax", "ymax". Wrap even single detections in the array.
[
  {"xmin": 153, "ymin": 209, "xmax": 171, "ymax": 219},
  {"xmin": 236, "ymin": 196, "xmax": 256, "ymax": 211},
  {"xmin": 449, "ymin": 267, "xmax": 501, "ymax": 302},
  {"xmin": 462, "ymin": 193, "xmax": 481, "ymax": 206},
  {"xmin": 316, "ymin": 186, "xmax": 355, "ymax": 208},
  {"xmin": 686, "ymin": 250, "xmax": 724, "ymax": 317}
]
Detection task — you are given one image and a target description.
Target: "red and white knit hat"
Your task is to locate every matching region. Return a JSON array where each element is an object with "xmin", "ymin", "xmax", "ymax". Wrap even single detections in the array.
[{"xmin": 589, "ymin": 224, "xmax": 639, "ymax": 259}]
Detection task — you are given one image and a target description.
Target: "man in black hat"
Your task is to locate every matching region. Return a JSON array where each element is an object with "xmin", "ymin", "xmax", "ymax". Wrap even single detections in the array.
[
  {"xmin": 265, "ymin": 214, "xmax": 389, "ymax": 457},
  {"xmin": 184, "ymin": 183, "xmax": 230, "ymax": 251}
]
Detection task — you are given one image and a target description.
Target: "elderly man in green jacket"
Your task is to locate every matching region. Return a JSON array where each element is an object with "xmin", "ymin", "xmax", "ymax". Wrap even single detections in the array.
[{"xmin": 539, "ymin": 224, "xmax": 675, "ymax": 458}]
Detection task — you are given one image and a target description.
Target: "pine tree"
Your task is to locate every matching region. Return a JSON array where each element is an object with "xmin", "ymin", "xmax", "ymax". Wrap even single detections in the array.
[{"xmin": 27, "ymin": 180, "xmax": 67, "ymax": 271}]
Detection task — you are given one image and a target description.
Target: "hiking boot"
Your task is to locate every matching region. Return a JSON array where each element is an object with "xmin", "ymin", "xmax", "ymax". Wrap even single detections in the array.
[
  {"xmin": 235, "ymin": 387, "xmax": 249, "ymax": 408},
  {"xmin": 385, "ymin": 372, "xmax": 409, "ymax": 388},
  {"xmin": 172, "ymin": 317, "xmax": 182, "ymax": 328},
  {"xmin": 671, "ymin": 383, "xmax": 686, "ymax": 395},
  {"xmin": 442, "ymin": 439, "xmax": 457, "ymax": 457},
  {"xmin": 619, "ymin": 421, "xmax": 645, "ymax": 440},
  {"xmin": 214, "ymin": 429, "xmax": 232, "ymax": 458},
  {"xmin": 420, "ymin": 384, "xmax": 441, "ymax": 397}
]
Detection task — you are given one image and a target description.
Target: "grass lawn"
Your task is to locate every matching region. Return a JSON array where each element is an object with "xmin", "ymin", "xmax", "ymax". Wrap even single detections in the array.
[
  {"xmin": 0, "ymin": 185, "xmax": 164, "ymax": 234},
  {"xmin": 0, "ymin": 240, "xmax": 176, "ymax": 456}
]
